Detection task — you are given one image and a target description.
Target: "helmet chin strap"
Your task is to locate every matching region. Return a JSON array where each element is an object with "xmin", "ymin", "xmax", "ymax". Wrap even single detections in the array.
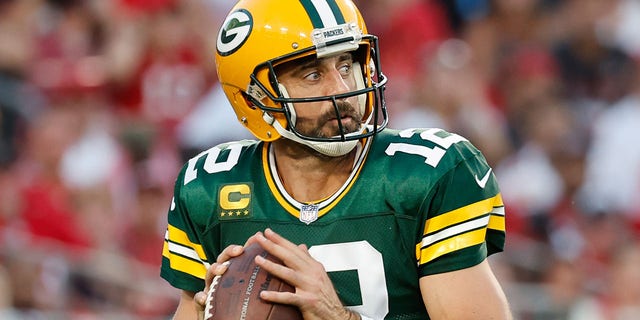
[{"xmin": 271, "ymin": 119, "xmax": 362, "ymax": 157}]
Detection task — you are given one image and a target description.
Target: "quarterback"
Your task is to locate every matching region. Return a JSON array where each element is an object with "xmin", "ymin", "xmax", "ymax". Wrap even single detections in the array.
[{"xmin": 161, "ymin": 0, "xmax": 512, "ymax": 319}]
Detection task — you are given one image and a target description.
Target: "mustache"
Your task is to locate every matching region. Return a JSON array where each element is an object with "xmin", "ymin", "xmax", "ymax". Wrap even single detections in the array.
[
  {"xmin": 292, "ymin": 100, "xmax": 363, "ymax": 139},
  {"xmin": 318, "ymin": 100, "xmax": 360, "ymax": 123}
]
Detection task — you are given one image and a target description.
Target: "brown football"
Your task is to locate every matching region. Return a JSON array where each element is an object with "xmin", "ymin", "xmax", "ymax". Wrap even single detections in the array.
[{"xmin": 203, "ymin": 242, "xmax": 303, "ymax": 320}]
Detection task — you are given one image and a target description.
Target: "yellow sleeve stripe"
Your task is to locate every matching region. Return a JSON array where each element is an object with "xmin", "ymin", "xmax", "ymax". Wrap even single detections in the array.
[
  {"xmin": 163, "ymin": 227, "xmax": 210, "ymax": 280},
  {"xmin": 416, "ymin": 193, "xmax": 505, "ymax": 265},
  {"xmin": 165, "ymin": 225, "xmax": 207, "ymax": 261},
  {"xmin": 488, "ymin": 212, "xmax": 506, "ymax": 232},
  {"xmin": 163, "ymin": 243, "xmax": 207, "ymax": 280},
  {"xmin": 417, "ymin": 228, "xmax": 487, "ymax": 265},
  {"xmin": 493, "ymin": 193, "xmax": 504, "ymax": 206},
  {"xmin": 423, "ymin": 195, "xmax": 500, "ymax": 235}
]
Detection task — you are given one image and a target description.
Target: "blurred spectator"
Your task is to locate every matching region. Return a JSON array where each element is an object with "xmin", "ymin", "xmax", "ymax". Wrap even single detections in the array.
[
  {"xmin": 0, "ymin": 264, "xmax": 20, "ymax": 319},
  {"xmin": 176, "ymin": 85, "xmax": 254, "ymax": 160},
  {"xmin": 551, "ymin": 0, "xmax": 632, "ymax": 125},
  {"xmin": 0, "ymin": 249, "xmax": 71, "ymax": 318},
  {"xmin": 495, "ymin": 45, "xmax": 563, "ymax": 148},
  {"xmin": 567, "ymin": 242, "xmax": 640, "ymax": 320},
  {"xmin": 575, "ymin": 16, "xmax": 640, "ymax": 224},
  {"xmin": 28, "ymin": 0, "xmax": 108, "ymax": 101},
  {"xmin": 606, "ymin": 0, "xmax": 640, "ymax": 59},
  {"xmin": 16, "ymin": 106, "xmax": 93, "ymax": 250},
  {"xmin": 0, "ymin": 105, "xmax": 24, "ymax": 169},
  {"xmin": 357, "ymin": 0, "xmax": 452, "ymax": 114},
  {"xmin": 538, "ymin": 259, "xmax": 585, "ymax": 319},
  {"xmin": 0, "ymin": 0, "xmax": 45, "ymax": 166},
  {"xmin": 461, "ymin": 0, "xmax": 559, "ymax": 88},
  {"xmin": 579, "ymin": 213, "xmax": 636, "ymax": 289},
  {"xmin": 105, "ymin": 0, "xmax": 215, "ymax": 128},
  {"xmin": 393, "ymin": 38, "xmax": 511, "ymax": 166},
  {"xmin": 495, "ymin": 101, "xmax": 585, "ymax": 237},
  {"xmin": 579, "ymin": 87, "xmax": 640, "ymax": 224},
  {"xmin": 507, "ymin": 258, "xmax": 585, "ymax": 319},
  {"xmin": 120, "ymin": 184, "xmax": 170, "ymax": 267}
]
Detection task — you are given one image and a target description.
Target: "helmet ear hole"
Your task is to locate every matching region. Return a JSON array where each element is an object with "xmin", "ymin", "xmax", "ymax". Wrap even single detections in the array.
[{"xmin": 242, "ymin": 93, "xmax": 257, "ymax": 109}]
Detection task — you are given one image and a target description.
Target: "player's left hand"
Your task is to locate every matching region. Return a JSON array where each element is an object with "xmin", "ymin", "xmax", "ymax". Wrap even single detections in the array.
[
  {"xmin": 254, "ymin": 228, "xmax": 360, "ymax": 320},
  {"xmin": 194, "ymin": 243, "xmax": 245, "ymax": 319}
]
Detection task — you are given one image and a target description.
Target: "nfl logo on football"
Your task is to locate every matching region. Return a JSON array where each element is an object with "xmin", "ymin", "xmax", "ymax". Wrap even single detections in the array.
[{"xmin": 299, "ymin": 204, "xmax": 319, "ymax": 225}]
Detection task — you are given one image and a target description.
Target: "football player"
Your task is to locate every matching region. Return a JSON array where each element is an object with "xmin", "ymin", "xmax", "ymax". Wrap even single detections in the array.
[{"xmin": 161, "ymin": 0, "xmax": 512, "ymax": 319}]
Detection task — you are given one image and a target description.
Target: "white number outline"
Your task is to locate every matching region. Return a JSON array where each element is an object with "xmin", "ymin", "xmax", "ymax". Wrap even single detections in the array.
[
  {"xmin": 184, "ymin": 143, "xmax": 243, "ymax": 185},
  {"xmin": 385, "ymin": 128, "xmax": 467, "ymax": 168},
  {"xmin": 309, "ymin": 241, "xmax": 388, "ymax": 319}
]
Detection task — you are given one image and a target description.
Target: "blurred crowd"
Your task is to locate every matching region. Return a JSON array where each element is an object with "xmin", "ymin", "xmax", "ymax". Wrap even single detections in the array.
[{"xmin": 0, "ymin": 0, "xmax": 639, "ymax": 319}]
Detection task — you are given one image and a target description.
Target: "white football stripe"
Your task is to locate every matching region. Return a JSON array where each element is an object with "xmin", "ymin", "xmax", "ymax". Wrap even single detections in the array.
[
  {"xmin": 421, "ymin": 215, "xmax": 490, "ymax": 248},
  {"xmin": 311, "ymin": 0, "xmax": 338, "ymax": 27}
]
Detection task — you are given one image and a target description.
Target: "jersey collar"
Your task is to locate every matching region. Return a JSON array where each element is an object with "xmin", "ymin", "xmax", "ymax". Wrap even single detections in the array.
[{"xmin": 262, "ymin": 136, "xmax": 372, "ymax": 221}]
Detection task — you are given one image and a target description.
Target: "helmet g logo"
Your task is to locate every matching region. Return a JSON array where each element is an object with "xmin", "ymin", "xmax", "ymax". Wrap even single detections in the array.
[{"xmin": 217, "ymin": 9, "xmax": 253, "ymax": 56}]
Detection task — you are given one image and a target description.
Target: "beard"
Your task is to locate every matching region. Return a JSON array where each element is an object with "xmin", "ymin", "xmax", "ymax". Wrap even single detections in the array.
[{"xmin": 294, "ymin": 100, "xmax": 363, "ymax": 139}]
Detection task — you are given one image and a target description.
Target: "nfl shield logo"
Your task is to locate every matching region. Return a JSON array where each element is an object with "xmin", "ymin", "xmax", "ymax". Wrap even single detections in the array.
[{"xmin": 299, "ymin": 204, "xmax": 319, "ymax": 225}]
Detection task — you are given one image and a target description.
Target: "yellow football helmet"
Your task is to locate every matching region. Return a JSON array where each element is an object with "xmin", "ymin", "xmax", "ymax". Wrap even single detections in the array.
[{"xmin": 215, "ymin": 0, "xmax": 387, "ymax": 155}]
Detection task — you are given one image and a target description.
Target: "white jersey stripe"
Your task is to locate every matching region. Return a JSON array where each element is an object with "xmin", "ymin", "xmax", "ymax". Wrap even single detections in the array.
[{"xmin": 167, "ymin": 241, "xmax": 211, "ymax": 269}]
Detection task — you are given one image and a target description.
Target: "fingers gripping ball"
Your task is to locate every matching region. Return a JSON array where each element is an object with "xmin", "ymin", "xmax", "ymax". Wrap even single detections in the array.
[{"xmin": 204, "ymin": 243, "xmax": 303, "ymax": 320}]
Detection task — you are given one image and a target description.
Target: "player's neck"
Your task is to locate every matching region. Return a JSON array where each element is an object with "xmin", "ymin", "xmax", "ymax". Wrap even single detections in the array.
[{"xmin": 271, "ymin": 139, "xmax": 356, "ymax": 203}]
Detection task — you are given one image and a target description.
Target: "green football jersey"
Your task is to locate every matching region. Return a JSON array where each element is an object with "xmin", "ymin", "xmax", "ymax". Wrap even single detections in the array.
[{"xmin": 161, "ymin": 127, "xmax": 505, "ymax": 319}]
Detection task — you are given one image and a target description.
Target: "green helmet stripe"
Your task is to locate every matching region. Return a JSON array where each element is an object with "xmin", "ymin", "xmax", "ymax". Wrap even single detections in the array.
[
  {"xmin": 326, "ymin": 0, "xmax": 346, "ymax": 24},
  {"xmin": 299, "ymin": 0, "xmax": 345, "ymax": 28},
  {"xmin": 299, "ymin": 0, "xmax": 324, "ymax": 28}
]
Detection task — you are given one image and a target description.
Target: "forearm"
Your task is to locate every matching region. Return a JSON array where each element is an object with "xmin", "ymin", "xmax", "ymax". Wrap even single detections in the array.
[
  {"xmin": 172, "ymin": 290, "xmax": 199, "ymax": 320},
  {"xmin": 420, "ymin": 260, "xmax": 512, "ymax": 320}
]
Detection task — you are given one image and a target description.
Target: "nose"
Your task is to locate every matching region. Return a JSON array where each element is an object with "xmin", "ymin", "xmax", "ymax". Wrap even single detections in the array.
[{"xmin": 324, "ymin": 68, "xmax": 351, "ymax": 97}]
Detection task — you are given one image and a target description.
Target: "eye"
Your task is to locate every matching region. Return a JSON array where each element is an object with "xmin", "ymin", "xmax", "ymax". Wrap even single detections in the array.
[
  {"xmin": 339, "ymin": 63, "xmax": 352, "ymax": 77},
  {"xmin": 303, "ymin": 71, "xmax": 321, "ymax": 81}
]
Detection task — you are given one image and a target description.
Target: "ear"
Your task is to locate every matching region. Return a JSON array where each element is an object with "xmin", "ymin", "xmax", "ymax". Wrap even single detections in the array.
[{"xmin": 241, "ymin": 92, "xmax": 257, "ymax": 109}]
